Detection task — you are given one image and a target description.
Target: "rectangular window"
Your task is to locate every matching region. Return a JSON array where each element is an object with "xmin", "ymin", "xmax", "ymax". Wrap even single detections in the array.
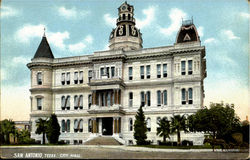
[
  {"xmin": 188, "ymin": 60, "xmax": 193, "ymax": 75},
  {"xmin": 157, "ymin": 91, "xmax": 161, "ymax": 106},
  {"xmin": 88, "ymin": 70, "xmax": 92, "ymax": 82},
  {"xmin": 66, "ymin": 120, "xmax": 70, "ymax": 132},
  {"xmin": 74, "ymin": 72, "xmax": 78, "ymax": 84},
  {"xmin": 37, "ymin": 72, "xmax": 42, "ymax": 85},
  {"xmin": 66, "ymin": 72, "xmax": 70, "ymax": 84},
  {"xmin": 146, "ymin": 91, "xmax": 151, "ymax": 106},
  {"xmin": 66, "ymin": 96, "xmax": 70, "ymax": 110},
  {"xmin": 111, "ymin": 67, "xmax": 115, "ymax": 78},
  {"xmin": 129, "ymin": 92, "xmax": 133, "ymax": 107},
  {"xmin": 129, "ymin": 67, "xmax": 133, "ymax": 80},
  {"xmin": 188, "ymin": 88, "xmax": 193, "ymax": 104},
  {"xmin": 61, "ymin": 96, "xmax": 66, "ymax": 110},
  {"xmin": 140, "ymin": 66, "xmax": 144, "ymax": 79},
  {"xmin": 100, "ymin": 68, "xmax": 105, "ymax": 76},
  {"xmin": 37, "ymin": 98, "xmax": 42, "ymax": 110},
  {"xmin": 146, "ymin": 65, "xmax": 150, "ymax": 79},
  {"xmin": 163, "ymin": 90, "xmax": 167, "ymax": 105},
  {"xmin": 79, "ymin": 71, "xmax": 83, "ymax": 83},
  {"xmin": 106, "ymin": 67, "xmax": 110, "ymax": 78},
  {"xmin": 157, "ymin": 64, "xmax": 161, "ymax": 78},
  {"xmin": 163, "ymin": 64, "xmax": 167, "ymax": 77},
  {"xmin": 181, "ymin": 61, "xmax": 186, "ymax": 75},
  {"xmin": 140, "ymin": 91, "xmax": 145, "ymax": 107},
  {"xmin": 61, "ymin": 73, "xmax": 65, "ymax": 85}
]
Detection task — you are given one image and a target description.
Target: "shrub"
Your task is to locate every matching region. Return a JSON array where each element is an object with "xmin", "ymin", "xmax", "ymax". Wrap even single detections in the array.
[
  {"xmin": 58, "ymin": 140, "xmax": 66, "ymax": 145},
  {"xmin": 173, "ymin": 142, "xmax": 177, "ymax": 146}
]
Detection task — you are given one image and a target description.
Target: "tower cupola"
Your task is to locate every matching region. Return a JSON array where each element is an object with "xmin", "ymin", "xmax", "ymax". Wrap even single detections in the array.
[{"xmin": 109, "ymin": 1, "xmax": 142, "ymax": 51}]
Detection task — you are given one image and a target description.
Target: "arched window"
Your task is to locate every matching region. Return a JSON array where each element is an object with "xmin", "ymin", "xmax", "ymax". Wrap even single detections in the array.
[
  {"xmin": 156, "ymin": 117, "xmax": 161, "ymax": 130},
  {"xmin": 128, "ymin": 14, "xmax": 131, "ymax": 20},
  {"xmin": 181, "ymin": 88, "xmax": 186, "ymax": 105},
  {"xmin": 37, "ymin": 72, "xmax": 42, "ymax": 85},
  {"xmin": 157, "ymin": 90, "xmax": 161, "ymax": 106},
  {"xmin": 61, "ymin": 96, "xmax": 66, "ymax": 110},
  {"xmin": 74, "ymin": 119, "xmax": 78, "ymax": 132},
  {"xmin": 188, "ymin": 88, "xmax": 193, "ymax": 104},
  {"xmin": 74, "ymin": 95, "xmax": 78, "ymax": 109},
  {"xmin": 146, "ymin": 118, "xmax": 151, "ymax": 132},
  {"xmin": 146, "ymin": 91, "xmax": 151, "ymax": 106},
  {"xmin": 129, "ymin": 118, "xmax": 133, "ymax": 131},
  {"xmin": 140, "ymin": 91, "xmax": 145, "ymax": 107},
  {"xmin": 66, "ymin": 96, "xmax": 70, "ymax": 110},
  {"xmin": 79, "ymin": 119, "xmax": 83, "ymax": 132},
  {"xmin": 62, "ymin": 120, "xmax": 65, "ymax": 132},
  {"xmin": 66, "ymin": 120, "xmax": 70, "ymax": 132},
  {"xmin": 79, "ymin": 95, "xmax": 83, "ymax": 109},
  {"xmin": 122, "ymin": 14, "xmax": 125, "ymax": 20}
]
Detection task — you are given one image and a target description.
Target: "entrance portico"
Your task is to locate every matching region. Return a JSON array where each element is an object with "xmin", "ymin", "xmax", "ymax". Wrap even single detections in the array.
[{"xmin": 90, "ymin": 117, "xmax": 121, "ymax": 136}]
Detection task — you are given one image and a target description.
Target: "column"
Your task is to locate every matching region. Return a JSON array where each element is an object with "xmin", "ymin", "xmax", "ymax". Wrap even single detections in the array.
[
  {"xmin": 117, "ymin": 118, "xmax": 120, "ymax": 133},
  {"xmin": 92, "ymin": 118, "xmax": 97, "ymax": 133}
]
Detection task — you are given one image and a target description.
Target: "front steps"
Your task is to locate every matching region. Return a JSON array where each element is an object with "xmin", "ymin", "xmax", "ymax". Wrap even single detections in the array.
[{"xmin": 84, "ymin": 136, "xmax": 122, "ymax": 145}]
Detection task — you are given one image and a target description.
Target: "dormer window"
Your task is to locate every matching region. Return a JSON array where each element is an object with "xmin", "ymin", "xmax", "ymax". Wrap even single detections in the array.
[{"xmin": 37, "ymin": 72, "xmax": 42, "ymax": 85}]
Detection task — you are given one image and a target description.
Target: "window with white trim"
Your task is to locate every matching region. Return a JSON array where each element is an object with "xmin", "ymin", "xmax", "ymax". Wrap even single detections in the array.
[
  {"xmin": 111, "ymin": 67, "xmax": 115, "ymax": 78},
  {"xmin": 37, "ymin": 72, "xmax": 42, "ymax": 85},
  {"xmin": 181, "ymin": 88, "xmax": 186, "ymax": 104},
  {"xmin": 61, "ymin": 73, "xmax": 65, "ymax": 85},
  {"xmin": 140, "ymin": 66, "xmax": 144, "ymax": 79},
  {"xmin": 88, "ymin": 70, "xmax": 92, "ymax": 82},
  {"xmin": 79, "ymin": 119, "xmax": 83, "ymax": 132},
  {"xmin": 79, "ymin": 95, "xmax": 83, "ymax": 109},
  {"xmin": 157, "ymin": 90, "xmax": 161, "ymax": 106},
  {"xmin": 66, "ymin": 119, "xmax": 70, "ymax": 132},
  {"xmin": 146, "ymin": 91, "xmax": 151, "ymax": 106},
  {"xmin": 129, "ymin": 92, "xmax": 133, "ymax": 107},
  {"xmin": 163, "ymin": 90, "xmax": 167, "ymax": 105},
  {"xmin": 74, "ymin": 119, "xmax": 78, "ymax": 132},
  {"xmin": 140, "ymin": 91, "xmax": 145, "ymax": 107},
  {"xmin": 79, "ymin": 71, "xmax": 83, "ymax": 83},
  {"xmin": 128, "ymin": 67, "xmax": 133, "ymax": 80},
  {"xmin": 66, "ymin": 96, "xmax": 70, "ymax": 110},
  {"xmin": 146, "ymin": 65, "xmax": 150, "ymax": 79},
  {"xmin": 188, "ymin": 60, "xmax": 193, "ymax": 75},
  {"xmin": 181, "ymin": 61, "xmax": 186, "ymax": 75},
  {"xmin": 157, "ymin": 117, "xmax": 161, "ymax": 130},
  {"xmin": 74, "ymin": 72, "xmax": 78, "ymax": 84},
  {"xmin": 74, "ymin": 95, "xmax": 78, "ymax": 110},
  {"xmin": 188, "ymin": 88, "xmax": 193, "ymax": 104},
  {"xmin": 157, "ymin": 64, "xmax": 161, "ymax": 78},
  {"xmin": 88, "ymin": 119, "xmax": 92, "ymax": 132},
  {"xmin": 88, "ymin": 94, "xmax": 92, "ymax": 109},
  {"xmin": 37, "ymin": 98, "xmax": 42, "ymax": 110},
  {"xmin": 61, "ymin": 96, "xmax": 66, "ymax": 110},
  {"xmin": 62, "ymin": 120, "xmax": 66, "ymax": 132},
  {"xmin": 66, "ymin": 72, "xmax": 70, "ymax": 84},
  {"xmin": 163, "ymin": 64, "xmax": 167, "ymax": 77}
]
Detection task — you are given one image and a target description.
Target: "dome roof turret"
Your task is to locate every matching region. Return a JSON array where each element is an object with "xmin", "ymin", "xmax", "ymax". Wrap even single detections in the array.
[{"xmin": 109, "ymin": 1, "xmax": 142, "ymax": 51}]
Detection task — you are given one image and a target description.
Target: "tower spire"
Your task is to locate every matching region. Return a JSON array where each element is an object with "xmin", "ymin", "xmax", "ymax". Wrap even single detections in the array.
[{"xmin": 43, "ymin": 27, "xmax": 46, "ymax": 37}]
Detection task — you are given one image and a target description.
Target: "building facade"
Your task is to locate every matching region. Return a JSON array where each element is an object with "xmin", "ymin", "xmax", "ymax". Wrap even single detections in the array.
[{"xmin": 27, "ymin": 2, "xmax": 206, "ymax": 145}]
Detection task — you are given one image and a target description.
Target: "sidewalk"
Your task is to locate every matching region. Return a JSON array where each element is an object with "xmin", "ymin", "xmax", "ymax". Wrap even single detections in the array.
[{"xmin": 1, "ymin": 145, "xmax": 249, "ymax": 153}]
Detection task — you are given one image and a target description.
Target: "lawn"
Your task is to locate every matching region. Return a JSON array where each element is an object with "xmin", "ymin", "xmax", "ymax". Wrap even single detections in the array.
[{"xmin": 133, "ymin": 145, "xmax": 221, "ymax": 149}]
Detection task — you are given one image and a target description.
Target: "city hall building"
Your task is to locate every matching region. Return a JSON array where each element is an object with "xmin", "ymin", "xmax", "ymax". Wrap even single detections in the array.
[{"xmin": 27, "ymin": 2, "xmax": 206, "ymax": 145}]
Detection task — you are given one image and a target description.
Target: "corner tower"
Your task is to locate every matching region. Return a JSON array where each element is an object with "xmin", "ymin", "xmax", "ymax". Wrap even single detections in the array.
[{"xmin": 109, "ymin": 1, "xmax": 143, "ymax": 51}]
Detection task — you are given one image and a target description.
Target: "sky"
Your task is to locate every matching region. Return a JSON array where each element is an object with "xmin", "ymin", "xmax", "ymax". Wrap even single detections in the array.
[{"xmin": 1, "ymin": 0, "xmax": 249, "ymax": 121}]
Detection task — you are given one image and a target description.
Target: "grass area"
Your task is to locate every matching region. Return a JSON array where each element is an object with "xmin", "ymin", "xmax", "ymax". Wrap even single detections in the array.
[{"xmin": 133, "ymin": 145, "xmax": 221, "ymax": 149}]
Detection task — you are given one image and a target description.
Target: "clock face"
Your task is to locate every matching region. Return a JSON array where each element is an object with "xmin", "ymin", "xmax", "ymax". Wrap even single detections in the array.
[{"xmin": 122, "ymin": 6, "xmax": 126, "ymax": 10}]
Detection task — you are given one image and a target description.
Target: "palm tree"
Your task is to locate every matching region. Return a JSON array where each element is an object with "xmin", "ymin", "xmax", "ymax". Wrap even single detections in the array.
[
  {"xmin": 1, "ymin": 119, "xmax": 16, "ymax": 144},
  {"xmin": 170, "ymin": 115, "xmax": 188, "ymax": 146},
  {"xmin": 156, "ymin": 117, "xmax": 171, "ymax": 143},
  {"xmin": 35, "ymin": 118, "xmax": 48, "ymax": 144}
]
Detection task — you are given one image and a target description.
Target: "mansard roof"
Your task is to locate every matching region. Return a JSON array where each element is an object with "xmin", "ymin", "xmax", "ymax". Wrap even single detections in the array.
[{"xmin": 33, "ymin": 36, "xmax": 54, "ymax": 59}]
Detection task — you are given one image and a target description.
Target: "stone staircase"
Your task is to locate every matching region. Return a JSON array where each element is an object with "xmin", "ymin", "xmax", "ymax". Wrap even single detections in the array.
[{"xmin": 84, "ymin": 136, "xmax": 122, "ymax": 145}]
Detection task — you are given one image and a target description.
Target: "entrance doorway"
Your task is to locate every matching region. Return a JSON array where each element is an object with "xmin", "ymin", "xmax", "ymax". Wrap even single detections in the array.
[{"xmin": 102, "ymin": 118, "xmax": 113, "ymax": 135}]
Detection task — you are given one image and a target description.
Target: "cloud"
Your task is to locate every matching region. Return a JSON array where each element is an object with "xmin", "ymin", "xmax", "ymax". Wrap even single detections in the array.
[
  {"xmin": 15, "ymin": 24, "xmax": 45, "ymax": 43},
  {"xmin": 239, "ymin": 12, "xmax": 250, "ymax": 18},
  {"xmin": 204, "ymin": 38, "xmax": 217, "ymax": 44},
  {"xmin": 104, "ymin": 14, "xmax": 116, "ymax": 27},
  {"xmin": 15, "ymin": 24, "xmax": 70, "ymax": 50},
  {"xmin": 1, "ymin": 68, "xmax": 8, "ymax": 81},
  {"xmin": 1, "ymin": 6, "xmax": 19, "ymax": 18},
  {"xmin": 57, "ymin": 6, "xmax": 89, "ymax": 19},
  {"xmin": 159, "ymin": 8, "xmax": 187, "ymax": 36},
  {"xmin": 68, "ymin": 35, "xmax": 93, "ymax": 53},
  {"xmin": 137, "ymin": 6, "xmax": 156, "ymax": 29},
  {"xmin": 197, "ymin": 26, "xmax": 204, "ymax": 37},
  {"xmin": 222, "ymin": 30, "xmax": 240, "ymax": 40},
  {"xmin": 47, "ymin": 31, "xmax": 70, "ymax": 50}
]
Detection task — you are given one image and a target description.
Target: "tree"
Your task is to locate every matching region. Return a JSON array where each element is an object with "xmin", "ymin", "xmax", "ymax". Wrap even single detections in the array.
[
  {"xmin": 18, "ymin": 130, "xmax": 35, "ymax": 144},
  {"xmin": 46, "ymin": 114, "xmax": 61, "ymax": 144},
  {"xmin": 170, "ymin": 115, "xmax": 188, "ymax": 146},
  {"xmin": 0, "ymin": 119, "xmax": 16, "ymax": 144},
  {"xmin": 189, "ymin": 102, "xmax": 241, "ymax": 151},
  {"xmin": 35, "ymin": 118, "xmax": 48, "ymax": 144},
  {"xmin": 157, "ymin": 117, "xmax": 171, "ymax": 143},
  {"xmin": 133, "ymin": 105, "xmax": 147, "ymax": 145}
]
